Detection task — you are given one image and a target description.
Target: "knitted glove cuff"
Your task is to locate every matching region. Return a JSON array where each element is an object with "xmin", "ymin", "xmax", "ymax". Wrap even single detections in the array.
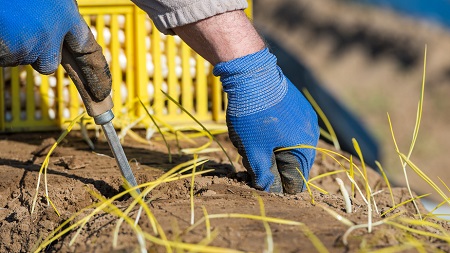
[{"xmin": 213, "ymin": 48, "xmax": 288, "ymax": 117}]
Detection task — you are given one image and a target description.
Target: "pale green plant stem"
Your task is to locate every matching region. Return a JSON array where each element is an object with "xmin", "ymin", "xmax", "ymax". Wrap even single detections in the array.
[
  {"xmin": 375, "ymin": 161, "xmax": 395, "ymax": 207},
  {"xmin": 31, "ymin": 112, "xmax": 87, "ymax": 215},
  {"xmin": 303, "ymin": 88, "xmax": 340, "ymax": 150},
  {"xmin": 296, "ymin": 167, "xmax": 314, "ymax": 205},
  {"xmin": 254, "ymin": 194, "xmax": 273, "ymax": 253},
  {"xmin": 201, "ymin": 206, "xmax": 211, "ymax": 239},
  {"xmin": 336, "ymin": 178, "xmax": 352, "ymax": 213},
  {"xmin": 352, "ymin": 138, "xmax": 373, "ymax": 232},
  {"xmin": 190, "ymin": 155, "xmax": 198, "ymax": 225}
]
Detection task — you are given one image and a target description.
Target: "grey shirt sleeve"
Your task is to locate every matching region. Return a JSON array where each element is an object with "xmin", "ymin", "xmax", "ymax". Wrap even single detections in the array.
[{"xmin": 131, "ymin": 0, "xmax": 248, "ymax": 35}]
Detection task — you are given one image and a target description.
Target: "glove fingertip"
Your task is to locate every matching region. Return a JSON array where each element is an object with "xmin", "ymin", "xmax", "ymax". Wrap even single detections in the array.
[
  {"xmin": 276, "ymin": 148, "xmax": 317, "ymax": 194},
  {"xmin": 31, "ymin": 56, "xmax": 60, "ymax": 75},
  {"xmin": 241, "ymin": 150, "xmax": 283, "ymax": 193}
]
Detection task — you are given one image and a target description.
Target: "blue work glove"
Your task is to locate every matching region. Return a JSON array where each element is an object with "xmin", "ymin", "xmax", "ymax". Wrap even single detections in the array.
[
  {"xmin": 0, "ymin": 0, "xmax": 111, "ymax": 101},
  {"xmin": 213, "ymin": 48, "xmax": 320, "ymax": 194}
]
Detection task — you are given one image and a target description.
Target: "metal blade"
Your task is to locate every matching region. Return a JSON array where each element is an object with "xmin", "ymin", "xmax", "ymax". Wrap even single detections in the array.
[{"xmin": 101, "ymin": 121, "xmax": 140, "ymax": 194}]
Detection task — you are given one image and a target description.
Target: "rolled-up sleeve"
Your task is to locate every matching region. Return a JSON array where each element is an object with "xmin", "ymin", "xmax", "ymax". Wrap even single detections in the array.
[{"xmin": 131, "ymin": 0, "xmax": 248, "ymax": 34}]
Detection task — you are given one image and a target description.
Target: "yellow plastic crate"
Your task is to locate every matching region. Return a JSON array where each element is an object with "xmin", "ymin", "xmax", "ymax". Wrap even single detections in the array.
[{"xmin": 0, "ymin": 0, "xmax": 252, "ymax": 132}]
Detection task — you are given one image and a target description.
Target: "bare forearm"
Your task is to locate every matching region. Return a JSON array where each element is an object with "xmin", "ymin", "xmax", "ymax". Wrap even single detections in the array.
[{"xmin": 173, "ymin": 10, "xmax": 265, "ymax": 65}]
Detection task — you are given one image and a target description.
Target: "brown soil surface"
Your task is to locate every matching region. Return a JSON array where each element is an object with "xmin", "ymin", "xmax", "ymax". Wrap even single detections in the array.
[
  {"xmin": 2, "ymin": 0, "xmax": 450, "ymax": 252},
  {"xmin": 0, "ymin": 130, "xmax": 449, "ymax": 252}
]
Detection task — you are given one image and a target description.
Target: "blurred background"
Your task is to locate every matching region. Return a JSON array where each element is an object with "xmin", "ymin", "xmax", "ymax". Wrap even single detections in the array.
[{"xmin": 253, "ymin": 0, "xmax": 450, "ymax": 213}]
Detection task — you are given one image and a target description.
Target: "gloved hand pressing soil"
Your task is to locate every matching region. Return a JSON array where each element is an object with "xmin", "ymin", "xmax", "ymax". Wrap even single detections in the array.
[{"xmin": 213, "ymin": 48, "xmax": 320, "ymax": 194}]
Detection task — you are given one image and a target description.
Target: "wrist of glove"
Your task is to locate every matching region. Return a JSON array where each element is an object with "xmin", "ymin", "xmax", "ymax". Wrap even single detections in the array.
[
  {"xmin": 0, "ymin": 0, "xmax": 111, "ymax": 101},
  {"xmin": 213, "ymin": 48, "xmax": 319, "ymax": 194}
]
